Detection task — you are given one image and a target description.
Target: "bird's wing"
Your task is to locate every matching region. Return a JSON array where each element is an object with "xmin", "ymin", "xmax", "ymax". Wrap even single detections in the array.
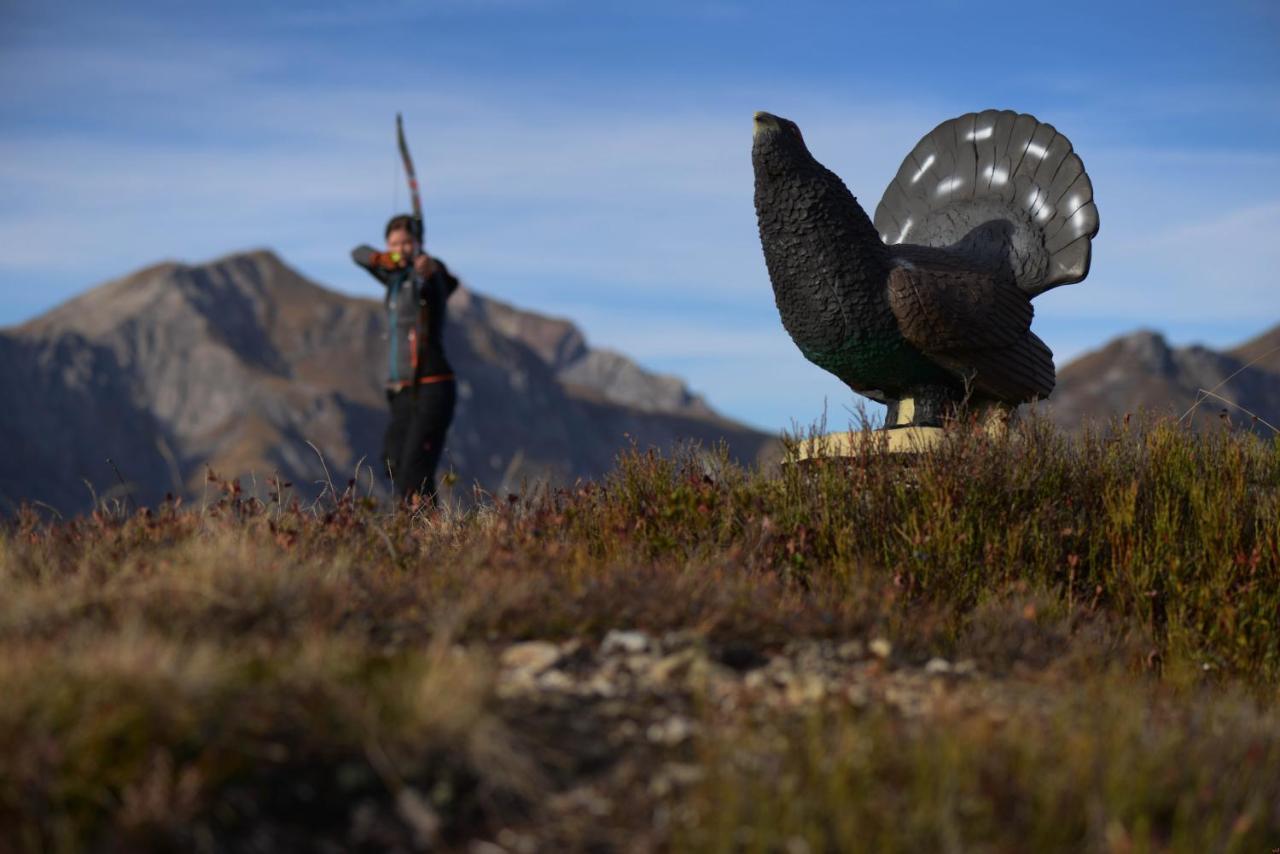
[
  {"xmin": 886, "ymin": 255, "xmax": 1032, "ymax": 353},
  {"xmin": 887, "ymin": 254, "xmax": 1055, "ymax": 400}
]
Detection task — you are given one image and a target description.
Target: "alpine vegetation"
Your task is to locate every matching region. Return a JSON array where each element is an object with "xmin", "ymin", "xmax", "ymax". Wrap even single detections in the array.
[{"xmin": 1, "ymin": 415, "xmax": 1278, "ymax": 851}]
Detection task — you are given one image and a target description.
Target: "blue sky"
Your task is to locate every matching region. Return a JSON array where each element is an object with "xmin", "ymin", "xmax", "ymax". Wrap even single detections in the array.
[{"xmin": 2, "ymin": 0, "xmax": 1278, "ymax": 431}]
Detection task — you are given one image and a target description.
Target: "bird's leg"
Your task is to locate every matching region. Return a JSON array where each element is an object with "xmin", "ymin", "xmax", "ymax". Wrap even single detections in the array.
[{"xmin": 884, "ymin": 386, "xmax": 965, "ymax": 429}]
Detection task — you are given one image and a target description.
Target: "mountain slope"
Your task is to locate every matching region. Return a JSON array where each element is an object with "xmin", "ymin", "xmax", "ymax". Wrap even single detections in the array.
[
  {"xmin": 1, "ymin": 251, "xmax": 776, "ymax": 513},
  {"xmin": 1047, "ymin": 325, "xmax": 1280, "ymax": 432},
  {"xmin": 1229, "ymin": 325, "xmax": 1280, "ymax": 376}
]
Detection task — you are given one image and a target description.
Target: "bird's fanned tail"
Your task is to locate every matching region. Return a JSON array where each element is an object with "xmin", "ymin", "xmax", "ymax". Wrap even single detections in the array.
[{"xmin": 873, "ymin": 109, "xmax": 1099, "ymax": 297}]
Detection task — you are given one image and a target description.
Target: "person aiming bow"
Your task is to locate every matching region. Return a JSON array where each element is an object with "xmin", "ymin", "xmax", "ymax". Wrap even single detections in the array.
[{"xmin": 351, "ymin": 116, "xmax": 459, "ymax": 505}]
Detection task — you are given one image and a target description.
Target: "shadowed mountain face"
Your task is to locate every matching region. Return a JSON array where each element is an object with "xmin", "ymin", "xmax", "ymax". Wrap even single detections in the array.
[
  {"xmin": 0, "ymin": 251, "xmax": 777, "ymax": 514},
  {"xmin": 1047, "ymin": 325, "xmax": 1280, "ymax": 432}
]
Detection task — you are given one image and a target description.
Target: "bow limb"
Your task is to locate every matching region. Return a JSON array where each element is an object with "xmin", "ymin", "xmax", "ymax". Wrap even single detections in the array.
[{"xmin": 396, "ymin": 112, "xmax": 425, "ymax": 246}]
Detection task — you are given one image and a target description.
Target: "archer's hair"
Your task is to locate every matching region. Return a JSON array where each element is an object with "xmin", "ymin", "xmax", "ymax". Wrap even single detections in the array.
[{"xmin": 385, "ymin": 214, "xmax": 417, "ymax": 239}]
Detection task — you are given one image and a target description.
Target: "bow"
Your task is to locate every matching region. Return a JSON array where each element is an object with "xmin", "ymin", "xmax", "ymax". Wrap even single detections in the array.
[
  {"xmin": 396, "ymin": 113, "xmax": 430, "ymax": 398},
  {"xmin": 396, "ymin": 112, "xmax": 425, "ymax": 247}
]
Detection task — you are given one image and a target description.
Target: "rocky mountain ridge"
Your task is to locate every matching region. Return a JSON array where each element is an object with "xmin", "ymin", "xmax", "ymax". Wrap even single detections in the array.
[
  {"xmin": 0, "ymin": 250, "xmax": 776, "ymax": 513},
  {"xmin": 1047, "ymin": 324, "xmax": 1280, "ymax": 432},
  {"xmin": 2, "ymin": 248, "xmax": 1275, "ymax": 513}
]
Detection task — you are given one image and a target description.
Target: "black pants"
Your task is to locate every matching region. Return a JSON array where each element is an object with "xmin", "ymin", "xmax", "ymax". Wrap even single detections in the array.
[{"xmin": 383, "ymin": 381, "xmax": 456, "ymax": 504}]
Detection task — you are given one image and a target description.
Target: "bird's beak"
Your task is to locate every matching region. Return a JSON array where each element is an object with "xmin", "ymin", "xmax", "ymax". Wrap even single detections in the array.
[{"xmin": 753, "ymin": 111, "xmax": 781, "ymax": 136}]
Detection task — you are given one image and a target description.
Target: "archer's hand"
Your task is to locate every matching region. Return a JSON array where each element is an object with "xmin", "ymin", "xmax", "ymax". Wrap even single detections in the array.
[
  {"xmin": 414, "ymin": 252, "xmax": 438, "ymax": 278},
  {"xmin": 370, "ymin": 251, "xmax": 408, "ymax": 271}
]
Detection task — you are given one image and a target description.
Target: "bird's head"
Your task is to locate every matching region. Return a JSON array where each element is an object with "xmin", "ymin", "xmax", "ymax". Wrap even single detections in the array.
[{"xmin": 752, "ymin": 111, "xmax": 814, "ymax": 176}]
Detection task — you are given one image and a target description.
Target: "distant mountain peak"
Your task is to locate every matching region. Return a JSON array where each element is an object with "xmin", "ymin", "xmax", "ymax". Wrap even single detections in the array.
[
  {"xmin": 1, "ymin": 250, "xmax": 775, "ymax": 513},
  {"xmin": 1230, "ymin": 323, "xmax": 1280, "ymax": 375},
  {"xmin": 1048, "ymin": 324, "xmax": 1280, "ymax": 431},
  {"xmin": 1111, "ymin": 329, "xmax": 1178, "ymax": 377}
]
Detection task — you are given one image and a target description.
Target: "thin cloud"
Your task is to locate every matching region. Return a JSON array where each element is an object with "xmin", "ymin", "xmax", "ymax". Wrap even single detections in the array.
[{"xmin": 2, "ymin": 3, "xmax": 1277, "ymax": 431}]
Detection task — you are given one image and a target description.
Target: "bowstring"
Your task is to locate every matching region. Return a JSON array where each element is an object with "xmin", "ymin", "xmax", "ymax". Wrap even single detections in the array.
[{"xmin": 391, "ymin": 141, "xmax": 401, "ymax": 220}]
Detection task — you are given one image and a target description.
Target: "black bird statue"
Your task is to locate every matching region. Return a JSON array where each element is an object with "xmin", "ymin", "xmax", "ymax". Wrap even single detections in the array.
[{"xmin": 752, "ymin": 109, "xmax": 1099, "ymax": 428}]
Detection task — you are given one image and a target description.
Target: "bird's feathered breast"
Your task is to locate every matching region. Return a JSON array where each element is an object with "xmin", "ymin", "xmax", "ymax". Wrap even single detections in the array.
[{"xmin": 753, "ymin": 133, "xmax": 896, "ymax": 356}]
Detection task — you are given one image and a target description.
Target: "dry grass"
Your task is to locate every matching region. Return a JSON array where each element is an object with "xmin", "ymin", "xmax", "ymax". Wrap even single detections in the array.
[
  {"xmin": 1, "ymin": 414, "xmax": 1278, "ymax": 850},
  {"xmin": 687, "ymin": 676, "xmax": 1280, "ymax": 853}
]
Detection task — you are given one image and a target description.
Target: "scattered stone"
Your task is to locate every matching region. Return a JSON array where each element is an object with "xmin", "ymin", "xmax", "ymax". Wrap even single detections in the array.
[
  {"xmin": 624, "ymin": 652, "xmax": 657, "ymax": 673},
  {"xmin": 646, "ymin": 714, "xmax": 694, "ymax": 746},
  {"xmin": 837, "ymin": 640, "xmax": 865, "ymax": 660},
  {"xmin": 648, "ymin": 649, "xmax": 700, "ymax": 685},
  {"xmin": 583, "ymin": 673, "xmax": 618, "ymax": 698},
  {"xmin": 482, "ymin": 633, "xmax": 1033, "ymax": 850},
  {"xmin": 557, "ymin": 638, "xmax": 583, "ymax": 656},
  {"xmin": 537, "ymin": 669, "xmax": 576, "ymax": 691},
  {"xmin": 500, "ymin": 641, "xmax": 561, "ymax": 675},
  {"xmin": 784, "ymin": 673, "xmax": 826, "ymax": 706},
  {"xmin": 549, "ymin": 786, "xmax": 613, "ymax": 817},
  {"xmin": 602, "ymin": 629, "xmax": 651, "ymax": 655}
]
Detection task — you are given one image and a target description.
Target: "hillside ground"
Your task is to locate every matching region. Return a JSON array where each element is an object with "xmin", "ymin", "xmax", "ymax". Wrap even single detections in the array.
[{"xmin": 2, "ymin": 416, "xmax": 1278, "ymax": 852}]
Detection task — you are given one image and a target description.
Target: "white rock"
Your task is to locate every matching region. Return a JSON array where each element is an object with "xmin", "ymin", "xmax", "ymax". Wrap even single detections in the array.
[
  {"xmin": 785, "ymin": 674, "xmax": 827, "ymax": 706},
  {"xmin": 549, "ymin": 786, "xmax": 613, "ymax": 817},
  {"xmin": 603, "ymin": 629, "xmax": 651, "ymax": 655},
  {"xmin": 624, "ymin": 652, "xmax": 657, "ymax": 673},
  {"xmin": 537, "ymin": 669, "xmax": 576, "ymax": 691},
  {"xmin": 647, "ymin": 715, "xmax": 694, "ymax": 746},
  {"xmin": 869, "ymin": 638, "xmax": 892, "ymax": 659},
  {"xmin": 924, "ymin": 657, "xmax": 952, "ymax": 675},
  {"xmin": 499, "ymin": 641, "xmax": 560, "ymax": 675},
  {"xmin": 583, "ymin": 674, "xmax": 617, "ymax": 698},
  {"xmin": 837, "ymin": 640, "xmax": 865, "ymax": 660}
]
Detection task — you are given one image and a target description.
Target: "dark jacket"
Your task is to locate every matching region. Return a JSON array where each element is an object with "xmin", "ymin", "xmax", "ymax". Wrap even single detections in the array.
[{"xmin": 351, "ymin": 246, "xmax": 459, "ymax": 388}]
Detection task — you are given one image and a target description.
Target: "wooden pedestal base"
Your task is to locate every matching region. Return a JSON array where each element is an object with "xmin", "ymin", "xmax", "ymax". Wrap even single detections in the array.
[
  {"xmin": 787, "ymin": 398, "xmax": 1011, "ymax": 463},
  {"xmin": 790, "ymin": 425, "xmax": 945, "ymax": 462}
]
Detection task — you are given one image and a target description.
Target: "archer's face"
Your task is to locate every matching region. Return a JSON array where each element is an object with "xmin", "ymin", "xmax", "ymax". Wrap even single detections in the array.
[{"xmin": 385, "ymin": 228, "xmax": 417, "ymax": 258}]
